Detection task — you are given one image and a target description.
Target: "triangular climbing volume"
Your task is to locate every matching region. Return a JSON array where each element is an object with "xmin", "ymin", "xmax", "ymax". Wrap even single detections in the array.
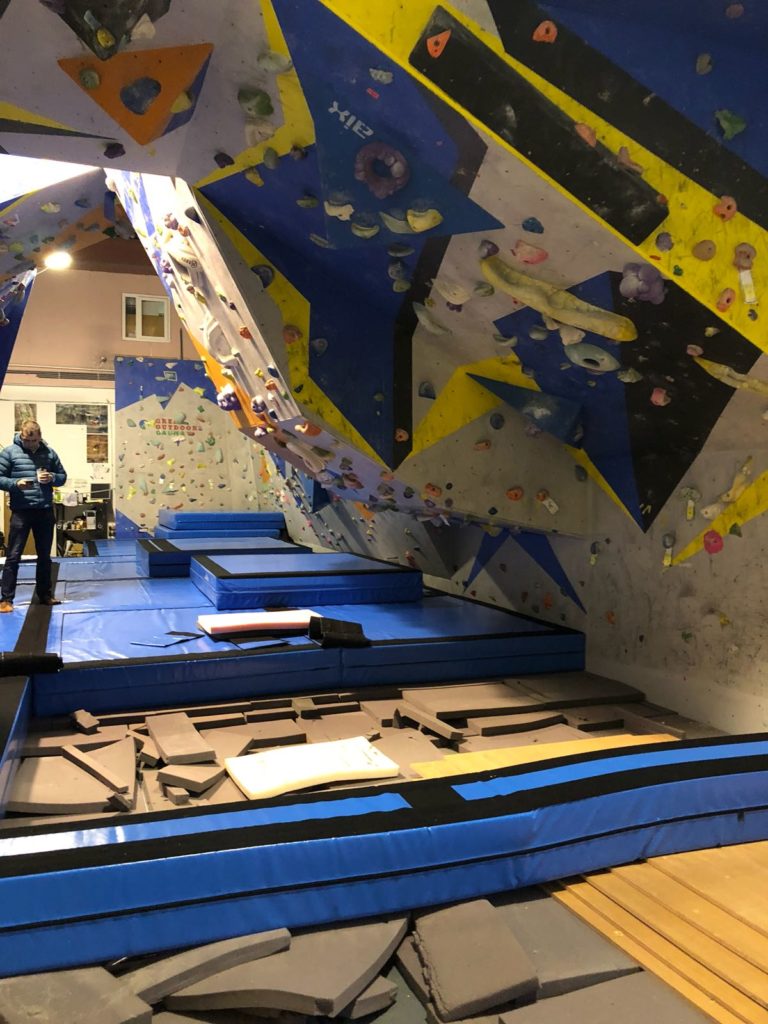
[{"xmin": 58, "ymin": 44, "xmax": 213, "ymax": 146}]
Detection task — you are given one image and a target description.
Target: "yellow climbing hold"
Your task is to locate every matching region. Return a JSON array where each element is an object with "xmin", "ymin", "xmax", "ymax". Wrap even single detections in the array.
[
  {"xmin": 170, "ymin": 91, "xmax": 194, "ymax": 114},
  {"xmin": 406, "ymin": 208, "xmax": 443, "ymax": 232}
]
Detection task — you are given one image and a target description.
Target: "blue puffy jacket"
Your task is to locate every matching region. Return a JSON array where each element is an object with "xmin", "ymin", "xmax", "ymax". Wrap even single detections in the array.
[{"xmin": 0, "ymin": 433, "xmax": 67, "ymax": 511}]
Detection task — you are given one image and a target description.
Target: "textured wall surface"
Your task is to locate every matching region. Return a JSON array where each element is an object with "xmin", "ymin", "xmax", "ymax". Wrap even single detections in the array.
[{"xmin": 1, "ymin": 0, "xmax": 767, "ymax": 727}]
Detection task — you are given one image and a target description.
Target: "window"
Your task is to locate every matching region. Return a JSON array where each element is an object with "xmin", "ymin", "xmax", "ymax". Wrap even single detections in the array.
[{"xmin": 122, "ymin": 293, "xmax": 170, "ymax": 342}]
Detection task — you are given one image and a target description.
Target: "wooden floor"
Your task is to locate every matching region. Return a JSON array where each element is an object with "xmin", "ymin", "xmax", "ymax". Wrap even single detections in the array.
[{"xmin": 547, "ymin": 841, "xmax": 768, "ymax": 1024}]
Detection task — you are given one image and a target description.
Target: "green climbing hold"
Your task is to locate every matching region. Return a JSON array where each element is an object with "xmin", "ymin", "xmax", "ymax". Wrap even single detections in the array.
[
  {"xmin": 729, "ymin": 522, "xmax": 743, "ymax": 537},
  {"xmin": 263, "ymin": 147, "xmax": 280, "ymax": 170},
  {"xmin": 715, "ymin": 109, "xmax": 746, "ymax": 141},
  {"xmin": 238, "ymin": 88, "xmax": 274, "ymax": 118},
  {"xmin": 79, "ymin": 68, "xmax": 101, "ymax": 89}
]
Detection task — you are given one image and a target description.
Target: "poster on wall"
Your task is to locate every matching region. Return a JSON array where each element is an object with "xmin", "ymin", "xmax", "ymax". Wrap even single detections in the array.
[
  {"xmin": 14, "ymin": 402, "xmax": 36, "ymax": 431},
  {"xmin": 86, "ymin": 434, "xmax": 108, "ymax": 462},
  {"xmin": 56, "ymin": 403, "xmax": 108, "ymax": 431}
]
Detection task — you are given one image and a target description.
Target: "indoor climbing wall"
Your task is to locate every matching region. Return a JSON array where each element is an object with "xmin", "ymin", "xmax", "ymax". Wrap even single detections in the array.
[
  {"xmin": 113, "ymin": 355, "xmax": 273, "ymax": 537},
  {"xmin": 2, "ymin": 0, "xmax": 768, "ymax": 728}
]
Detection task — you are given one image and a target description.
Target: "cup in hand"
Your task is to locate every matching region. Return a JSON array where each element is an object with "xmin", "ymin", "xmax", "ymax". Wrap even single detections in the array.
[{"xmin": 36, "ymin": 468, "xmax": 51, "ymax": 484}]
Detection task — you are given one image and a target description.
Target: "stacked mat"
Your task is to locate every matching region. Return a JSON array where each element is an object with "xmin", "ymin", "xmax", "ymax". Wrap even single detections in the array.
[
  {"xmin": 190, "ymin": 552, "xmax": 424, "ymax": 609},
  {"xmin": 137, "ymin": 536, "xmax": 306, "ymax": 577},
  {"xmin": 154, "ymin": 510, "xmax": 285, "ymax": 540}
]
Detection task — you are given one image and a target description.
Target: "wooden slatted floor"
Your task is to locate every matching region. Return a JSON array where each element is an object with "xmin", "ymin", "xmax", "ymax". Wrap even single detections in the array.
[{"xmin": 547, "ymin": 841, "xmax": 768, "ymax": 1024}]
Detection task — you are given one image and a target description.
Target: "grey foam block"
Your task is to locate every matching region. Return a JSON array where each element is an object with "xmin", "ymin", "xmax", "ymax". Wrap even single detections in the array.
[
  {"xmin": 361, "ymin": 699, "xmax": 401, "ymax": 727},
  {"xmin": 303, "ymin": 712, "xmax": 381, "ymax": 744},
  {"xmin": 199, "ymin": 727, "xmax": 254, "ymax": 762},
  {"xmin": 492, "ymin": 889, "xmax": 640, "ymax": 998},
  {"xmin": 157, "ymin": 764, "xmax": 225, "ymax": 794},
  {"xmin": 239, "ymin": 719, "xmax": 307, "ymax": 749},
  {"xmin": 71, "ymin": 708, "xmax": 100, "ymax": 733},
  {"xmin": 457, "ymin": 724, "xmax": 586, "ymax": 753},
  {"xmin": 513, "ymin": 672, "xmax": 643, "ymax": 708},
  {"xmin": 465, "ymin": 712, "xmax": 567, "ymax": 736},
  {"xmin": 496, "ymin": 971, "xmax": 712, "ymax": 1023},
  {"xmin": 20, "ymin": 724, "xmax": 130, "ymax": 757},
  {"xmin": 7, "ymin": 755, "xmax": 112, "ymax": 814},
  {"xmin": 340, "ymin": 974, "xmax": 398, "ymax": 1019},
  {"xmin": 395, "ymin": 937, "xmax": 432, "ymax": 1005},
  {"xmin": 63, "ymin": 734, "xmax": 137, "ymax": 793},
  {"xmin": 166, "ymin": 917, "xmax": 408, "ymax": 1015},
  {"xmin": 146, "ymin": 713, "xmax": 216, "ymax": 765},
  {"xmin": 132, "ymin": 730, "xmax": 161, "ymax": 766},
  {"xmin": 414, "ymin": 900, "xmax": 538, "ymax": 1021},
  {"xmin": 401, "ymin": 683, "xmax": 540, "ymax": 721},
  {"xmin": 164, "ymin": 785, "xmax": 191, "ymax": 806},
  {"xmin": 121, "ymin": 928, "xmax": 291, "ymax": 1004},
  {"xmin": 62, "ymin": 743, "xmax": 129, "ymax": 793},
  {"xmin": 0, "ymin": 966, "xmax": 151, "ymax": 1023},
  {"xmin": 558, "ymin": 705, "xmax": 627, "ymax": 732},
  {"xmin": 373, "ymin": 730, "xmax": 446, "ymax": 778},
  {"xmin": 396, "ymin": 703, "xmax": 464, "ymax": 742}
]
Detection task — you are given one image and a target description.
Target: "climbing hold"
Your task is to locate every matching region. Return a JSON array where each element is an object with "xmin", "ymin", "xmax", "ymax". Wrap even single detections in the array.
[
  {"xmin": 715, "ymin": 109, "xmax": 746, "ymax": 140},
  {"xmin": 350, "ymin": 216, "xmax": 380, "ymax": 239},
  {"xmin": 406, "ymin": 207, "xmax": 443, "ymax": 233},
  {"xmin": 479, "ymin": 239, "xmax": 500, "ymax": 259},
  {"xmin": 120, "ymin": 77, "xmax": 161, "ymax": 115},
  {"xmin": 369, "ymin": 68, "xmax": 394, "ymax": 84},
  {"xmin": 574, "ymin": 465, "xmax": 588, "ymax": 482},
  {"xmin": 474, "ymin": 439, "xmax": 491, "ymax": 451},
  {"xmin": 263, "ymin": 147, "xmax": 280, "ymax": 170},
  {"xmin": 392, "ymin": 278, "xmax": 411, "ymax": 293},
  {"xmin": 296, "ymin": 192, "xmax": 319, "ymax": 208},
  {"xmin": 355, "ymin": 142, "xmax": 410, "ymax": 199},
  {"xmin": 310, "ymin": 337, "xmax": 328, "ymax": 354},
  {"xmin": 733, "ymin": 242, "xmax": 756, "ymax": 270},
  {"xmin": 251, "ymin": 264, "xmax": 274, "ymax": 288},
  {"xmin": 394, "ymin": 428, "xmax": 409, "ymax": 442},
  {"xmin": 238, "ymin": 87, "xmax": 274, "ymax": 118},
  {"xmin": 692, "ymin": 239, "xmax": 717, "ymax": 261},
  {"xmin": 95, "ymin": 26, "xmax": 115, "ymax": 49},
  {"xmin": 528, "ymin": 324, "xmax": 550, "ymax": 342},
  {"xmin": 388, "ymin": 243, "xmax": 414, "ymax": 257},
  {"xmin": 79, "ymin": 67, "xmax": 101, "ymax": 89},
  {"xmin": 239, "ymin": 327, "xmax": 253, "ymax": 340},
  {"xmin": 617, "ymin": 147, "xmax": 644, "ymax": 174},
  {"xmin": 379, "ymin": 210, "xmax": 414, "ymax": 234},
  {"xmin": 686, "ymin": 344, "xmax": 704, "ymax": 357},
  {"xmin": 695, "ymin": 53, "xmax": 713, "ymax": 75},
  {"xmin": 489, "ymin": 412, "xmax": 505, "ymax": 430},
  {"xmin": 282, "ymin": 324, "xmax": 302, "ymax": 345},
  {"xmin": 256, "ymin": 51, "xmax": 293, "ymax": 73},
  {"xmin": 522, "ymin": 217, "xmax": 544, "ymax": 234},
  {"xmin": 564, "ymin": 342, "xmax": 620, "ymax": 373},
  {"xmin": 655, "ymin": 232, "xmax": 673, "ymax": 252},
  {"xmin": 703, "ymin": 530, "xmax": 724, "ymax": 555},
  {"xmin": 651, "ymin": 387, "xmax": 671, "ymax": 406},
  {"xmin": 324, "ymin": 198, "xmax": 355, "ymax": 221},
  {"xmin": 426, "ymin": 29, "xmax": 451, "ymax": 58},
  {"xmin": 716, "ymin": 287, "xmax": 736, "ymax": 312},
  {"xmin": 103, "ymin": 143, "xmax": 126, "ymax": 159},
  {"xmin": 214, "ymin": 151, "xmax": 235, "ymax": 168},
  {"xmin": 413, "ymin": 302, "xmax": 450, "ymax": 334},
  {"xmin": 244, "ymin": 167, "xmax": 265, "ymax": 187},
  {"xmin": 418, "ymin": 381, "xmax": 436, "ymax": 399},
  {"xmin": 511, "ymin": 239, "xmax": 548, "ymax": 265},
  {"xmin": 621, "ymin": 263, "xmax": 666, "ymax": 304},
  {"xmin": 474, "ymin": 282, "xmax": 495, "ymax": 298},
  {"xmin": 672, "ymin": 265, "xmax": 683, "ymax": 276},
  {"xmin": 536, "ymin": 489, "xmax": 559, "ymax": 514},
  {"xmin": 39, "ymin": 202, "xmax": 60, "ymax": 214},
  {"xmin": 216, "ymin": 384, "xmax": 241, "ymax": 411},
  {"xmin": 713, "ymin": 196, "xmax": 737, "ymax": 221},
  {"xmin": 506, "ymin": 486, "xmax": 524, "ymax": 501},
  {"xmin": 575, "ymin": 123, "xmax": 597, "ymax": 146},
  {"xmin": 373, "ymin": 392, "xmax": 385, "ymax": 402},
  {"xmin": 532, "ymin": 20, "xmax": 558, "ymax": 42},
  {"xmin": 388, "ymin": 260, "xmax": 408, "ymax": 281}
]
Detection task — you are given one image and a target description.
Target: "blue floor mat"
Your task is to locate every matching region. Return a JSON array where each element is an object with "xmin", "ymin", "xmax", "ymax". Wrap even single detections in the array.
[
  {"xmin": 190, "ymin": 552, "xmax": 423, "ymax": 608},
  {"xmin": 58, "ymin": 578, "xmax": 213, "ymax": 614},
  {"xmin": 158, "ymin": 509, "xmax": 285, "ymax": 530},
  {"xmin": 92, "ymin": 540, "xmax": 144, "ymax": 557},
  {"xmin": 154, "ymin": 525, "xmax": 281, "ymax": 540},
  {"xmin": 138, "ymin": 536, "xmax": 304, "ymax": 577}
]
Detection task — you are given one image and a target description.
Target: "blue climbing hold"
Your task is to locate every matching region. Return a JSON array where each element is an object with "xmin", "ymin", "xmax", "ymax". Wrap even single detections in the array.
[
  {"xmin": 120, "ymin": 77, "xmax": 161, "ymax": 115},
  {"xmin": 418, "ymin": 381, "xmax": 436, "ymax": 399},
  {"xmin": 522, "ymin": 217, "xmax": 544, "ymax": 234}
]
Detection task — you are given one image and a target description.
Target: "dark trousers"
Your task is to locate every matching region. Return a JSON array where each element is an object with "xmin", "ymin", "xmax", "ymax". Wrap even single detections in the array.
[{"xmin": 1, "ymin": 508, "xmax": 55, "ymax": 603}]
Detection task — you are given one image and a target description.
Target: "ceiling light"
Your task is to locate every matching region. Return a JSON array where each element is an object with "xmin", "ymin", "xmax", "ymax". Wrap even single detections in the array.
[{"xmin": 43, "ymin": 250, "xmax": 73, "ymax": 271}]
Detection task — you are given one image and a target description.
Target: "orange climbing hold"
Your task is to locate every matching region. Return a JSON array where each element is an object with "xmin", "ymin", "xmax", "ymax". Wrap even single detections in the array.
[
  {"xmin": 574, "ymin": 122, "xmax": 597, "ymax": 147},
  {"xmin": 713, "ymin": 195, "xmax": 738, "ymax": 221},
  {"xmin": 426, "ymin": 29, "xmax": 451, "ymax": 58},
  {"xmin": 532, "ymin": 20, "xmax": 558, "ymax": 43}
]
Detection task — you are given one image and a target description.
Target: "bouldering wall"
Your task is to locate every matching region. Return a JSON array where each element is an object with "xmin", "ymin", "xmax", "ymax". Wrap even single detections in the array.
[
  {"xmin": 2, "ymin": 1, "xmax": 768, "ymax": 729},
  {"xmin": 113, "ymin": 355, "xmax": 273, "ymax": 537}
]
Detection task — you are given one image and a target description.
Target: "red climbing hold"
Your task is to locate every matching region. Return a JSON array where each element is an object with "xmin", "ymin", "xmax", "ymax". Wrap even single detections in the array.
[
  {"xmin": 532, "ymin": 20, "xmax": 558, "ymax": 43},
  {"xmin": 703, "ymin": 530, "xmax": 724, "ymax": 555},
  {"xmin": 426, "ymin": 29, "xmax": 451, "ymax": 58}
]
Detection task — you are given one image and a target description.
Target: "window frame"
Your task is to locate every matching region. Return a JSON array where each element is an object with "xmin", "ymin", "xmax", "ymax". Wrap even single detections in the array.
[{"xmin": 121, "ymin": 292, "xmax": 171, "ymax": 343}]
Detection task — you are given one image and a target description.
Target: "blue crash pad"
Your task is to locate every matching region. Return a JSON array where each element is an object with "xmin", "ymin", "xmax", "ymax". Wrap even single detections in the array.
[
  {"xmin": 157, "ymin": 510, "xmax": 285, "ymax": 530},
  {"xmin": 190, "ymin": 552, "xmax": 423, "ymax": 608},
  {"xmin": 35, "ymin": 594, "xmax": 583, "ymax": 714},
  {"xmin": 137, "ymin": 536, "xmax": 305, "ymax": 578},
  {"xmin": 92, "ymin": 540, "xmax": 144, "ymax": 558},
  {"xmin": 154, "ymin": 525, "xmax": 281, "ymax": 540}
]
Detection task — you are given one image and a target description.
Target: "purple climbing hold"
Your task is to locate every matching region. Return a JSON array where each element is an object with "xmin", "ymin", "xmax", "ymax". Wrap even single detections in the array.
[
  {"xmin": 479, "ymin": 239, "xmax": 500, "ymax": 259},
  {"xmin": 214, "ymin": 151, "xmax": 235, "ymax": 168},
  {"xmin": 103, "ymin": 143, "xmax": 126, "ymax": 159},
  {"xmin": 620, "ymin": 263, "xmax": 666, "ymax": 304},
  {"xmin": 655, "ymin": 232, "xmax": 673, "ymax": 252},
  {"xmin": 251, "ymin": 264, "xmax": 274, "ymax": 287},
  {"xmin": 522, "ymin": 217, "xmax": 544, "ymax": 233},
  {"xmin": 354, "ymin": 141, "xmax": 410, "ymax": 199},
  {"xmin": 185, "ymin": 207, "xmax": 201, "ymax": 224}
]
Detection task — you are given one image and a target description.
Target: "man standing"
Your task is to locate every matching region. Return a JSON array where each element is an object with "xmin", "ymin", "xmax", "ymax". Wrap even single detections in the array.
[{"xmin": 0, "ymin": 419, "xmax": 67, "ymax": 612}]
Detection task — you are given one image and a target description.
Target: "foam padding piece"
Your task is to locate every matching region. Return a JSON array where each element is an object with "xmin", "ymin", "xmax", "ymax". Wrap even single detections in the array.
[
  {"xmin": 93, "ymin": 540, "xmax": 143, "ymax": 557},
  {"xmin": 0, "ymin": 737, "xmax": 767, "ymax": 975},
  {"xmin": 157, "ymin": 510, "xmax": 285, "ymax": 530},
  {"xmin": 137, "ymin": 537, "xmax": 303, "ymax": 578},
  {"xmin": 190, "ymin": 553, "xmax": 423, "ymax": 609},
  {"xmin": 154, "ymin": 526, "xmax": 281, "ymax": 540},
  {"xmin": 58, "ymin": 44, "xmax": 213, "ymax": 144}
]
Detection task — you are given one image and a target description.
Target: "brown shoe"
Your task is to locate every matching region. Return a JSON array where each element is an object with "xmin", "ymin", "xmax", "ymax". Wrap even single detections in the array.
[
  {"xmin": 0, "ymin": 601, "xmax": 13, "ymax": 613},
  {"xmin": 41, "ymin": 597, "xmax": 61, "ymax": 606}
]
